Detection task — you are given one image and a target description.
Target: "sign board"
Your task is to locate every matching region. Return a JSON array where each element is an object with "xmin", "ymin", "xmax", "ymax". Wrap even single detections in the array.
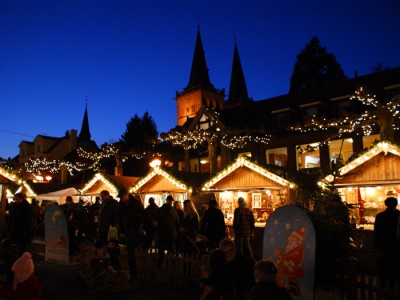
[
  {"xmin": 263, "ymin": 205, "xmax": 315, "ymax": 300},
  {"xmin": 44, "ymin": 203, "xmax": 69, "ymax": 264}
]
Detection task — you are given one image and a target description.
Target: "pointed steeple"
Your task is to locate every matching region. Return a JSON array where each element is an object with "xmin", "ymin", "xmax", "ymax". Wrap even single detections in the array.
[
  {"xmin": 227, "ymin": 40, "xmax": 250, "ymax": 104},
  {"xmin": 79, "ymin": 100, "xmax": 91, "ymax": 141},
  {"xmin": 186, "ymin": 26, "xmax": 213, "ymax": 90}
]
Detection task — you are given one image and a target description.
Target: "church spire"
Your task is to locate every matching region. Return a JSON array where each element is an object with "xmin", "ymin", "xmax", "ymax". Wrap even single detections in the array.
[
  {"xmin": 79, "ymin": 99, "xmax": 91, "ymax": 141},
  {"xmin": 227, "ymin": 40, "xmax": 250, "ymax": 104},
  {"xmin": 186, "ymin": 27, "xmax": 213, "ymax": 90}
]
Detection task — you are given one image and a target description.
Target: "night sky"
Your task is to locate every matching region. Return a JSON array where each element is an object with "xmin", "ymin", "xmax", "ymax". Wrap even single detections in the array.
[{"xmin": 1, "ymin": 0, "xmax": 399, "ymax": 159}]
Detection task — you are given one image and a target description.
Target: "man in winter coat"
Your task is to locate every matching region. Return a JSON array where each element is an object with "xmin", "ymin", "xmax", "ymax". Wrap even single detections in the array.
[{"xmin": 98, "ymin": 190, "xmax": 119, "ymax": 243}]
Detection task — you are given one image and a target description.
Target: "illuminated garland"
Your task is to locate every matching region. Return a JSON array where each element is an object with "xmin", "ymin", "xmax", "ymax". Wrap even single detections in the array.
[
  {"xmin": 202, "ymin": 156, "xmax": 296, "ymax": 190},
  {"xmin": 162, "ymin": 107, "xmax": 271, "ymax": 150},
  {"xmin": 291, "ymin": 87, "xmax": 400, "ymax": 137},
  {"xmin": 24, "ymin": 144, "xmax": 162, "ymax": 176}
]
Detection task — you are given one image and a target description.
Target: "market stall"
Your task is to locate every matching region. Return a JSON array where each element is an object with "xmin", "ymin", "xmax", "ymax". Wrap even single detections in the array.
[
  {"xmin": 202, "ymin": 156, "xmax": 297, "ymax": 226},
  {"xmin": 80, "ymin": 173, "xmax": 139, "ymax": 202},
  {"xmin": 129, "ymin": 165, "xmax": 193, "ymax": 207},
  {"xmin": 322, "ymin": 141, "xmax": 400, "ymax": 226}
]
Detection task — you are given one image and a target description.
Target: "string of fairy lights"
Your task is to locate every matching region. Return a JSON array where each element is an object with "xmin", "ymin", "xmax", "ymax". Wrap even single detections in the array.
[
  {"xmin": 162, "ymin": 107, "xmax": 271, "ymax": 150},
  {"xmin": 24, "ymin": 144, "xmax": 161, "ymax": 175},
  {"xmin": 291, "ymin": 87, "xmax": 400, "ymax": 136},
  {"xmin": 17, "ymin": 87, "xmax": 400, "ymax": 176}
]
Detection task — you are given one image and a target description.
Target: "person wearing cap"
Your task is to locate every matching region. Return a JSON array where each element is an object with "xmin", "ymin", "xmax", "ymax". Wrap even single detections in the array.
[
  {"xmin": 117, "ymin": 188, "xmax": 150, "ymax": 281},
  {"xmin": 156, "ymin": 195, "xmax": 179, "ymax": 267},
  {"xmin": 7, "ymin": 193, "xmax": 32, "ymax": 254},
  {"xmin": 98, "ymin": 190, "xmax": 119, "ymax": 243},
  {"xmin": 248, "ymin": 259, "xmax": 294, "ymax": 300},
  {"xmin": 0, "ymin": 252, "xmax": 43, "ymax": 299}
]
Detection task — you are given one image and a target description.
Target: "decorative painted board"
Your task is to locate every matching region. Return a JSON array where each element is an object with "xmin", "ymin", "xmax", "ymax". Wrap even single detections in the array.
[
  {"xmin": 263, "ymin": 205, "xmax": 315, "ymax": 300},
  {"xmin": 44, "ymin": 203, "xmax": 69, "ymax": 264}
]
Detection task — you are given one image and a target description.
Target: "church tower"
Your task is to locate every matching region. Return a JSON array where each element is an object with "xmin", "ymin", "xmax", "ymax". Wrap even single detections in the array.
[
  {"xmin": 226, "ymin": 40, "xmax": 251, "ymax": 107},
  {"xmin": 79, "ymin": 102, "xmax": 91, "ymax": 141},
  {"xmin": 175, "ymin": 27, "xmax": 225, "ymax": 126}
]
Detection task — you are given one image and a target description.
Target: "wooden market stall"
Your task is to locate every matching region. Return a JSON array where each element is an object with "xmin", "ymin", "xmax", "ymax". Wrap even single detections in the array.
[
  {"xmin": 80, "ymin": 173, "xmax": 139, "ymax": 202},
  {"xmin": 201, "ymin": 156, "xmax": 297, "ymax": 226},
  {"xmin": 201, "ymin": 156, "xmax": 296, "ymax": 258},
  {"xmin": 322, "ymin": 141, "xmax": 400, "ymax": 226},
  {"xmin": 129, "ymin": 166, "xmax": 193, "ymax": 207}
]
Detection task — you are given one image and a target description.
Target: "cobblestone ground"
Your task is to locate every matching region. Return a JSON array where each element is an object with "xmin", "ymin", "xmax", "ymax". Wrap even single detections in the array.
[{"xmin": 35, "ymin": 261, "xmax": 201, "ymax": 300}]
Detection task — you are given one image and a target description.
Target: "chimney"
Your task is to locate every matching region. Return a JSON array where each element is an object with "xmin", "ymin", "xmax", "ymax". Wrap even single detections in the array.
[{"xmin": 69, "ymin": 129, "xmax": 77, "ymax": 151}]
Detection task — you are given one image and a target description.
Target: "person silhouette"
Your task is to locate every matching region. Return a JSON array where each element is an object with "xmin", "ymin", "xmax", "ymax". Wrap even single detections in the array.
[{"xmin": 374, "ymin": 196, "xmax": 400, "ymax": 283}]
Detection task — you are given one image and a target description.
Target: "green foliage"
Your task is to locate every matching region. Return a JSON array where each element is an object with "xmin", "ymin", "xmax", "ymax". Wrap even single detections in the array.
[
  {"xmin": 120, "ymin": 112, "xmax": 158, "ymax": 153},
  {"xmin": 307, "ymin": 191, "xmax": 355, "ymax": 288},
  {"xmin": 290, "ymin": 36, "xmax": 347, "ymax": 93}
]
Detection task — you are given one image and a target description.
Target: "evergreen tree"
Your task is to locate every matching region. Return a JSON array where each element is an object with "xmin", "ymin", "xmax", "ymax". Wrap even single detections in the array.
[
  {"xmin": 120, "ymin": 112, "xmax": 158, "ymax": 153},
  {"xmin": 289, "ymin": 36, "xmax": 347, "ymax": 93}
]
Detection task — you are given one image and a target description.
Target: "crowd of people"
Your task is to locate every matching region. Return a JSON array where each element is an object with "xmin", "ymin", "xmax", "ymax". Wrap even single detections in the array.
[{"xmin": 10, "ymin": 190, "xmax": 400, "ymax": 298}]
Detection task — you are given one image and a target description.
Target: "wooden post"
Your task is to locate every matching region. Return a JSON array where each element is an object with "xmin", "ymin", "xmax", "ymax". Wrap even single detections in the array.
[{"xmin": 0, "ymin": 184, "xmax": 8, "ymax": 240}]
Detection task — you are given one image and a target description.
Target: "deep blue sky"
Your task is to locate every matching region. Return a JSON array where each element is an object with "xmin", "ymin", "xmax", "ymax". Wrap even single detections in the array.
[{"xmin": 1, "ymin": 0, "xmax": 399, "ymax": 159}]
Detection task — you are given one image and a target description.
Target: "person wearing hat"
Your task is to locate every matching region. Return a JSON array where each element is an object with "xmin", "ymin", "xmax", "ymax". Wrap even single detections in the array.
[
  {"xmin": 156, "ymin": 195, "xmax": 179, "ymax": 267},
  {"xmin": 117, "ymin": 188, "xmax": 150, "ymax": 281},
  {"xmin": 0, "ymin": 252, "xmax": 43, "ymax": 299},
  {"xmin": 248, "ymin": 259, "xmax": 294, "ymax": 300}
]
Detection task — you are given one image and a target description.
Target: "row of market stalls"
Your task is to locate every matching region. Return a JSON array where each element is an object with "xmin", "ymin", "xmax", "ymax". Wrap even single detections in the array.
[{"xmin": 2, "ymin": 141, "xmax": 400, "ymax": 226}]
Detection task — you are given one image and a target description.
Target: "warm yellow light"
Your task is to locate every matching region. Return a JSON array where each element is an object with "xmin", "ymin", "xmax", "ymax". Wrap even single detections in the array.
[
  {"xmin": 45, "ymin": 176, "xmax": 52, "ymax": 181},
  {"xmin": 149, "ymin": 159, "xmax": 161, "ymax": 168}
]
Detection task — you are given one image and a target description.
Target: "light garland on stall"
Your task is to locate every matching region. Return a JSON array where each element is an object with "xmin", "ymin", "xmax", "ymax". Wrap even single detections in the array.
[
  {"xmin": 323, "ymin": 141, "xmax": 400, "ymax": 184},
  {"xmin": 130, "ymin": 165, "xmax": 191, "ymax": 193},
  {"xmin": 202, "ymin": 156, "xmax": 295, "ymax": 191},
  {"xmin": 80, "ymin": 173, "xmax": 119, "ymax": 194}
]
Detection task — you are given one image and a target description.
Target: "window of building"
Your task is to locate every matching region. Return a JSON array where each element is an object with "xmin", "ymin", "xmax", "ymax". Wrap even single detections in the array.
[
  {"xmin": 328, "ymin": 138, "xmax": 354, "ymax": 168},
  {"xmin": 178, "ymin": 161, "xmax": 185, "ymax": 171},
  {"xmin": 276, "ymin": 113, "xmax": 289, "ymax": 131},
  {"xmin": 336, "ymin": 100, "xmax": 351, "ymax": 116},
  {"xmin": 197, "ymin": 114, "xmax": 210, "ymax": 130},
  {"xmin": 304, "ymin": 106, "xmax": 318, "ymax": 118},
  {"xmin": 266, "ymin": 147, "xmax": 287, "ymax": 167},
  {"xmin": 296, "ymin": 143, "xmax": 320, "ymax": 170},
  {"xmin": 363, "ymin": 134, "xmax": 380, "ymax": 148},
  {"xmin": 190, "ymin": 158, "xmax": 199, "ymax": 172}
]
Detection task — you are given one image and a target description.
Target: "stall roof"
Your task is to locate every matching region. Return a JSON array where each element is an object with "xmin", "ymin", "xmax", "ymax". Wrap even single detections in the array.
[
  {"xmin": 130, "ymin": 167, "xmax": 194, "ymax": 194},
  {"xmin": 323, "ymin": 141, "xmax": 400, "ymax": 186},
  {"xmin": 202, "ymin": 156, "xmax": 296, "ymax": 191},
  {"xmin": 0, "ymin": 166, "xmax": 21, "ymax": 183},
  {"xmin": 36, "ymin": 187, "xmax": 79, "ymax": 204},
  {"xmin": 80, "ymin": 173, "xmax": 139, "ymax": 195}
]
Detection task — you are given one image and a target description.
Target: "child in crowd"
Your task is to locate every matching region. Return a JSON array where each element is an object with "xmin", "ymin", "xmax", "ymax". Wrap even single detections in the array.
[
  {"xmin": 248, "ymin": 259, "xmax": 293, "ymax": 300},
  {"xmin": 0, "ymin": 252, "xmax": 43, "ymax": 300}
]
